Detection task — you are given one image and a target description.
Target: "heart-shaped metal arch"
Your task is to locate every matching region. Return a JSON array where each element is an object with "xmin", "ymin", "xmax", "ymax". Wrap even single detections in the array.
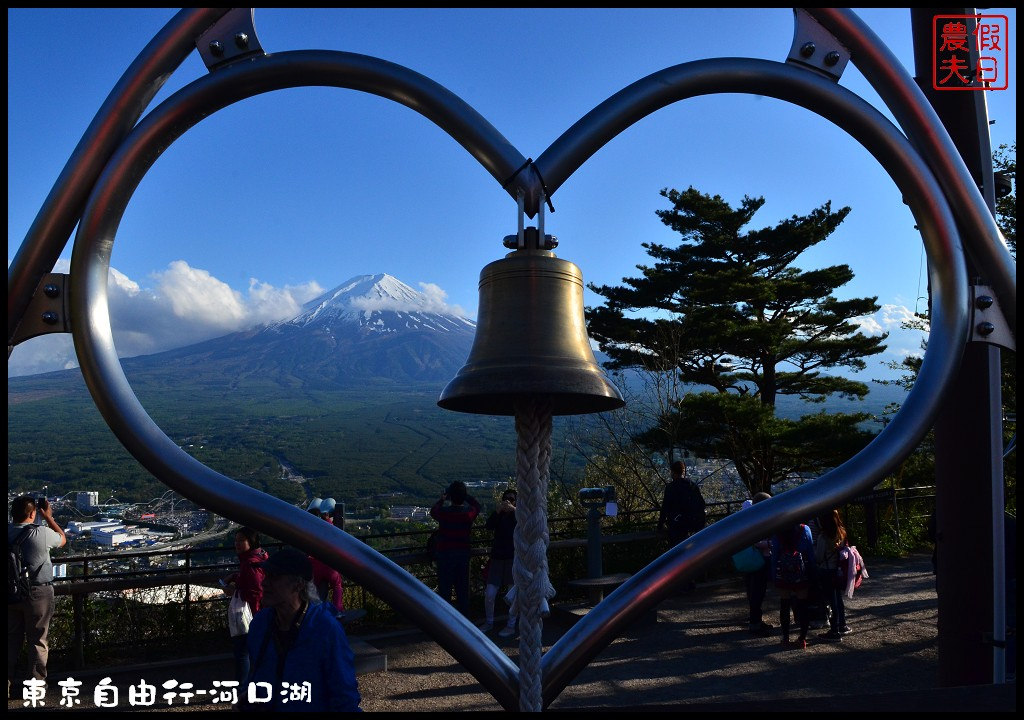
[
  {"xmin": 10, "ymin": 7, "xmax": 994, "ymax": 712},
  {"xmin": 67, "ymin": 48, "xmax": 971, "ymax": 709}
]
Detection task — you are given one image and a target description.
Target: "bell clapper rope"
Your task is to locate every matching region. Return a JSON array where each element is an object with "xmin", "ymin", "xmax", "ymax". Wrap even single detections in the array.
[
  {"xmin": 512, "ymin": 395, "xmax": 554, "ymax": 712},
  {"xmin": 507, "ymin": 192, "xmax": 556, "ymax": 712}
]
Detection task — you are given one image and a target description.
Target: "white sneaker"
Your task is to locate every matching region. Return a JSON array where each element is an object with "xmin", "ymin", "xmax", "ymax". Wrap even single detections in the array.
[
  {"xmin": 498, "ymin": 625, "xmax": 516, "ymax": 637},
  {"xmin": 478, "ymin": 622, "xmax": 494, "ymax": 633}
]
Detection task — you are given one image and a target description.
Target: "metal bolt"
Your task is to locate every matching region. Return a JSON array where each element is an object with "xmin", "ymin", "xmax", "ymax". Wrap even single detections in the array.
[
  {"xmin": 502, "ymin": 234, "xmax": 518, "ymax": 249},
  {"xmin": 43, "ymin": 284, "xmax": 60, "ymax": 298},
  {"xmin": 542, "ymin": 234, "xmax": 559, "ymax": 250},
  {"xmin": 800, "ymin": 42, "xmax": 816, "ymax": 58},
  {"xmin": 41, "ymin": 311, "xmax": 59, "ymax": 325},
  {"xmin": 209, "ymin": 40, "xmax": 224, "ymax": 57},
  {"xmin": 824, "ymin": 51, "xmax": 841, "ymax": 67},
  {"xmin": 976, "ymin": 295, "xmax": 994, "ymax": 310},
  {"xmin": 234, "ymin": 32, "xmax": 249, "ymax": 50},
  {"xmin": 977, "ymin": 322, "xmax": 995, "ymax": 336}
]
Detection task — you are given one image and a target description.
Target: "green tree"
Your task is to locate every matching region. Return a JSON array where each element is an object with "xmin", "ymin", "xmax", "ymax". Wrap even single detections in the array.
[
  {"xmin": 992, "ymin": 144, "xmax": 1016, "ymax": 500},
  {"xmin": 587, "ymin": 187, "xmax": 886, "ymax": 496},
  {"xmin": 994, "ymin": 141, "xmax": 1015, "ymax": 254}
]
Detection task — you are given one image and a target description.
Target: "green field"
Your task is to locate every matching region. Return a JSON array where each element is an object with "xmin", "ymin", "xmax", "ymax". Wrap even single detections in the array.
[
  {"xmin": 7, "ymin": 370, "xmax": 577, "ymax": 512},
  {"xmin": 8, "ymin": 360, "xmax": 906, "ymax": 514}
]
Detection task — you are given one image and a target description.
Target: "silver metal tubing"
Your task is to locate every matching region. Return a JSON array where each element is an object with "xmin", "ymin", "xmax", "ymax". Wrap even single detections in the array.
[
  {"xmin": 68, "ymin": 52, "xmax": 970, "ymax": 710},
  {"xmin": 17, "ymin": 10, "xmax": 1002, "ymax": 708},
  {"xmin": 7, "ymin": 8, "xmax": 231, "ymax": 346},
  {"xmin": 538, "ymin": 59, "xmax": 969, "ymax": 706},
  {"xmin": 806, "ymin": 8, "xmax": 1015, "ymax": 339},
  {"xmin": 67, "ymin": 50, "xmax": 539, "ymax": 711},
  {"xmin": 807, "ymin": 8, "xmax": 1012, "ymax": 685}
]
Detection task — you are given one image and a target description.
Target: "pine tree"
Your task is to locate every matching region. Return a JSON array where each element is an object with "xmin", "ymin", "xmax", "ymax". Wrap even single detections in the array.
[{"xmin": 586, "ymin": 187, "xmax": 886, "ymax": 495}]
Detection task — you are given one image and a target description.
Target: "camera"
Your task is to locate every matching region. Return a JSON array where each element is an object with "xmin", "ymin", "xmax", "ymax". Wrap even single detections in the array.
[{"xmin": 36, "ymin": 497, "xmax": 47, "ymax": 508}]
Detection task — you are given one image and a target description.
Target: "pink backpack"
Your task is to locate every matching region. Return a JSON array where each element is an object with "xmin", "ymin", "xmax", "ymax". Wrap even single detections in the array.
[{"xmin": 835, "ymin": 544, "xmax": 868, "ymax": 598}]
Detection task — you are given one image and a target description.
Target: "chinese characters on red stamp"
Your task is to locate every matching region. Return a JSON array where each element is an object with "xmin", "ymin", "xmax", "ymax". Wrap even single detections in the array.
[{"xmin": 933, "ymin": 14, "xmax": 1010, "ymax": 90}]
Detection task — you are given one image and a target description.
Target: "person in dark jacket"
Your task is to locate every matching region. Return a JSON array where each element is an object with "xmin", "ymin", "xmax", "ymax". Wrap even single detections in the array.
[
  {"xmin": 224, "ymin": 527, "xmax": 268, "ymax": 683},
  {"xmin": 656, "ymin": 461, "xmax": 706, "ymax": 591},
  {"xmin": 771, "ymin": 522, "xmax": 816, "ymax": 649},
  {"xmin": 245, "ymin": 548, "xmax": 361, "ymax": 712},
  {"xmin": 480, "ymin": 489, "xmax": 517, "ymax": 637},
  {"xmin": 656, "ymin": 461, "xmax": 706, "ymax": 544},
  {"xmin": 429, "ymin": 481, "xmax": 481, "ymax": 616}
]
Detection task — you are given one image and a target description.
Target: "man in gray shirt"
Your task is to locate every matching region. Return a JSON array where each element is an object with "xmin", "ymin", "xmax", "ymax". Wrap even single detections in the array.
[{"xmin": 8, "ymin": 495, "xmax": 66, "ymax": 697}]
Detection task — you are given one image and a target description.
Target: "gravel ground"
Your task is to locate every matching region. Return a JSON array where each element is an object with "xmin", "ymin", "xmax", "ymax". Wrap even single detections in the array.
[{"xmin": 10, "ymin": 554, "xmax": 1015, "ymax": 712}]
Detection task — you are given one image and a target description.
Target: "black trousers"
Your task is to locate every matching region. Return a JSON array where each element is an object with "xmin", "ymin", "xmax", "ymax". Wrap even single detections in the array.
[{"xmin": 743, "ymin": 563, "xmax": 769, "ymax": 625}]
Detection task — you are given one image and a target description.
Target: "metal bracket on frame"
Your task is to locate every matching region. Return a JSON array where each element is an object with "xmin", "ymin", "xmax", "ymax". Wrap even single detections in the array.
[
  {"xmin": 786, "ymin": 8, "xmax": 852, "ymax": 81},
  {"xmin": 970, "ymin": 284, "xmax": 1015, "ymax": 351},
  {"xmin": 503, "ymin": 189, "xmax": 558, "ymax": 251},
  {"xmin": 8, "ymin": 273, "xmax": 72, "ymax": 348},
  {"xmin": 196, "ymin": 8, "xmax": 265, "ymax": 71}
]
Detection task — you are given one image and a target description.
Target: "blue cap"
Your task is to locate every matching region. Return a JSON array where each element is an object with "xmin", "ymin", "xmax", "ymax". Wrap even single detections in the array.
[{"xmin": 320, "ymin": 498, "xmax": 337, "ymax": 515}]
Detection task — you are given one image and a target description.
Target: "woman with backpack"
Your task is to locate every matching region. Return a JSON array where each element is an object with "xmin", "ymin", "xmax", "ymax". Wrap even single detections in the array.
[
  {"xmin": 771, "ymin": 521, "xmax": 816, "ymax": 649},
  {"xmin": 815, "ymin": 508, "xmax": 852, "ymax": 642}
]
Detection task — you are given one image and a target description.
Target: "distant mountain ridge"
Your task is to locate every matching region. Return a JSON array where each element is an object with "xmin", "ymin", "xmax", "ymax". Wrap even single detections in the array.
[
  {"xmin": 115, "ymin": 273, "xmax": 477, "ymax": 389},
  {"xmin": 7, "ymin": 272, "xmax": 908, "ymax": 505}
]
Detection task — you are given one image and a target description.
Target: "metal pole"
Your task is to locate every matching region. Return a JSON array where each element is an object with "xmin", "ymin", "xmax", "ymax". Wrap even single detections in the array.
[
  {"xmin": 910, "ymin": 7, "xmax": 1005, "ymax": 686},
  {"xmin": 586, "ymin": 507, "xmax": 603, "ymax": 579}
]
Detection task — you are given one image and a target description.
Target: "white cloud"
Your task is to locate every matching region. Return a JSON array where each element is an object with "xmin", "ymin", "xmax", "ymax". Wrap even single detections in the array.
[
  {"xmin": 878, "ymin": 304, "xmax": 924, "ymax": 331},
  {"xmin": 856, "ymin": 316, "xmax": 884, "ymax": 335},
  {"xmin": 856, "ymin": 304, "xmax": 929, "ymax": 381},
  {"xmin": 856, "ymin": 303, "xmax": 926, "ymax": 337},
  {"xmin": 7, "ymin": 334, "xmax": 79, "ymax": 377},
  {"xmin": 8, "ymin": 260, "xmax": 324, "ymax": 378},
  {"xmin": 153, "ymin": 260, "xmax": 248, "ymax": 328},
  {"xmin": 417, "ymin": 282, "xmax": 467, "ymax": 317}
]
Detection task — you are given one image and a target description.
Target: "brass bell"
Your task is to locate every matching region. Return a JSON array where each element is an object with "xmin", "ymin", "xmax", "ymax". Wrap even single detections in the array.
[{"xmin": 438, "ymin": 234, "xmax": 625, "ymax": 416}]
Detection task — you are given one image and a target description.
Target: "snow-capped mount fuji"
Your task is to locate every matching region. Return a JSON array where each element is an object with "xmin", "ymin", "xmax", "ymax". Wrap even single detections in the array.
[
  {"xmin": 285, "ymin": 274, "xmax": 475, "ymax": 335},
  {"xmin": 120, "ymin": 273, "xmax": 478, "ymax": 389}
]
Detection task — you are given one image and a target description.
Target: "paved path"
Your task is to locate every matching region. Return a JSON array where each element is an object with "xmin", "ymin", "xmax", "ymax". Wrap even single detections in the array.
[
  {"xmin": 359, "ymin": 552, "xmax": 949, "ymax": 711},
  {"xmin": 8, "ymin": 553, "xmax": 1015, "ymax": 712}
]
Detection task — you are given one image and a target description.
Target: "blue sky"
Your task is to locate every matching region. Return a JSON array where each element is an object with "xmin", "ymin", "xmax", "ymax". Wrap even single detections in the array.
[{"xmin": 8, "ymin": 8, "xmax": 1017, "ymax": 378}]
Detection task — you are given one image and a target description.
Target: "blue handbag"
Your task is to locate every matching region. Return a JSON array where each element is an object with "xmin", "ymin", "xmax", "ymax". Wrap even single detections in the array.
[{"xmin": 732, "ymin": 546, "xmax": 765, "ymax": 573}]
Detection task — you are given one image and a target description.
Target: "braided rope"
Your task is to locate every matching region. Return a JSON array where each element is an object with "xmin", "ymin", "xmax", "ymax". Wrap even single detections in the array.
[{"xmin": 510, "ymin": 397, "xmax": 555, "ymax": 712}]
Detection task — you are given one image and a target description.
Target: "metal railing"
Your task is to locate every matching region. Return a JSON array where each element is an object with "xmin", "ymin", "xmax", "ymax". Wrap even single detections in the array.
[{"xmin": 43, "ymin": 491, "xmax": 934, "ymax": 671}]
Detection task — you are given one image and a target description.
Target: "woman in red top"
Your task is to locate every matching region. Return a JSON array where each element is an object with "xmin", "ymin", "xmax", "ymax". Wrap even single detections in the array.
[
  {"xmin": 310, "ymin": 498, "xmax": 345, "ymax": 613},
  {"xmin": 224, "ymin": 527, "xmax": 268, "ymax": 682}
]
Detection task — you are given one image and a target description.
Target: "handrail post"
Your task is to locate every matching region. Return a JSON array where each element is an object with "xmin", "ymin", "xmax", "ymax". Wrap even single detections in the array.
[
  {"xmin": 72, "ymin": 591, "xmax": 85, "ymax": 670},
  {"xmin": 184, "ymin": 549, "xmax": 192, "ymax": 636}
]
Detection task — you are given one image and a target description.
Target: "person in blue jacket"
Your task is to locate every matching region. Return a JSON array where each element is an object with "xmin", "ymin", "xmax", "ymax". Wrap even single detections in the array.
[{"xmin": 244, "ymin": 547, "xmax": 361, "ymax": 712}]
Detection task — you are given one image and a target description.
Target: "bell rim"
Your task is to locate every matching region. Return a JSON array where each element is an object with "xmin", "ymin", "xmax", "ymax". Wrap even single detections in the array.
[
  {"xmin": 437, "ymin": 364, "xmax": 625, "ymax": 416},
  {"xmin": 437, "ymin": 391, "xmax": 625, "ymax": 416}
]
